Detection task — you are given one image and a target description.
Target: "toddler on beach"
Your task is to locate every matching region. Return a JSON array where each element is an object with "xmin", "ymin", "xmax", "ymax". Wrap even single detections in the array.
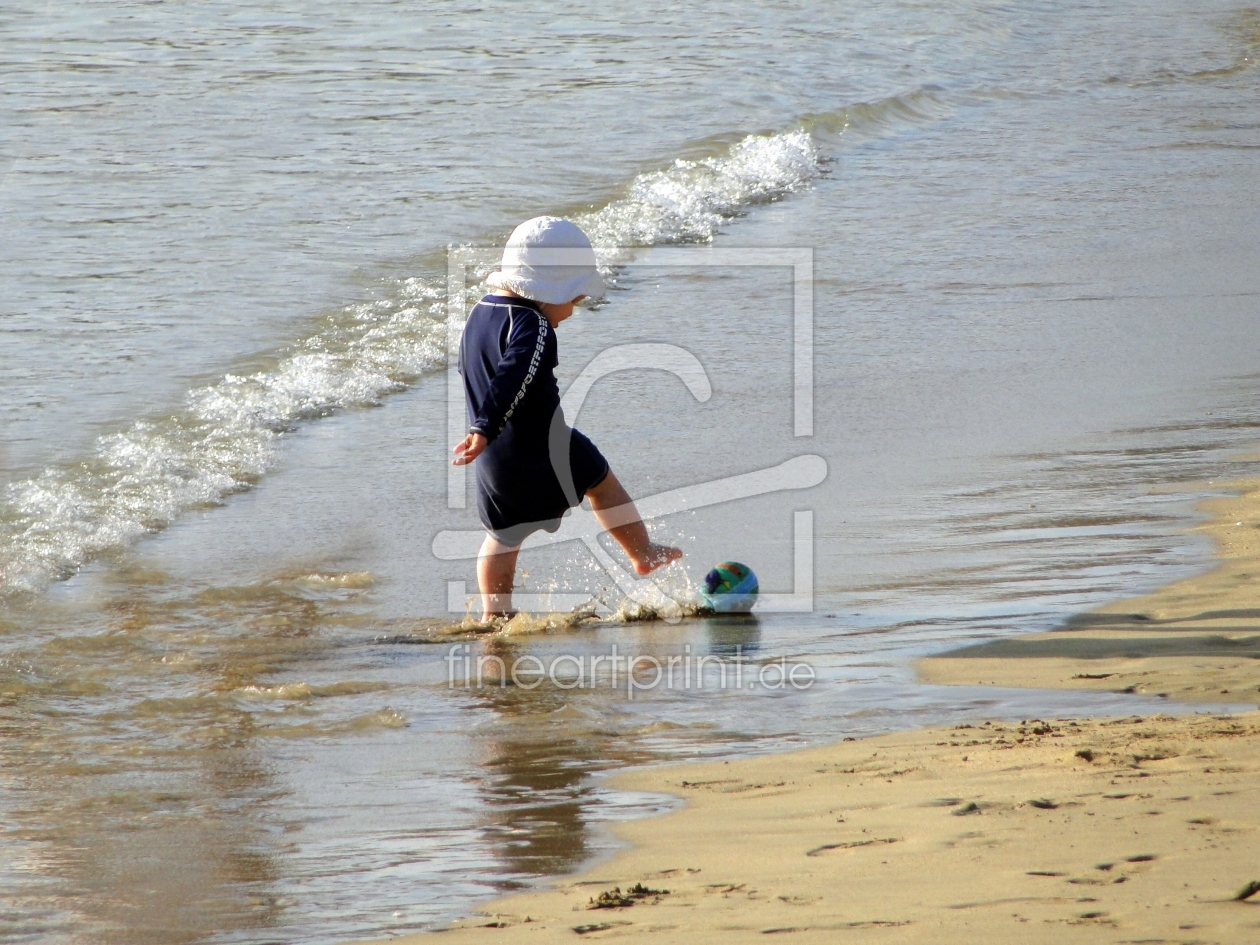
[{"xmin": 452, "ymin": 216, "xmax": 681, "ymax": 620}]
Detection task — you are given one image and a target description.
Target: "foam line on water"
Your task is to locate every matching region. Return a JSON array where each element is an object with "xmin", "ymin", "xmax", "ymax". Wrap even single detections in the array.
[
  {"xmin": 577, "ymin": 129, "xmax": 821, "ymax": 250},
  {"xmin": 0, "ymin": 277, "xmax": 450, "ymax": 594}
]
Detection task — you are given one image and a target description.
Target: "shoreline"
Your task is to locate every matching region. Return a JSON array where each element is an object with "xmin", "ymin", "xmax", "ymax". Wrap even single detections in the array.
[
  {"xmin": 349, "ymin": 477, "xmax": 1260, "ymax": 944},
  {"xmin": 917, "ymin": 476, "xmax": 1260, "ymax": 705}
]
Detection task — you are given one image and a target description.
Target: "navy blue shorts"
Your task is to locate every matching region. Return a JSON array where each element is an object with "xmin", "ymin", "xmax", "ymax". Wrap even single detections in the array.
[{"xmin": 475, "ymin": 427, "xmax": 609, "ymax": 547}]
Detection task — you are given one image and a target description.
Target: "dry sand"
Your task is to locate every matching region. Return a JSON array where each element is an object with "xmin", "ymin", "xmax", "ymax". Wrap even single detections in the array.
[{"xmin": 349, "ymin": 478, "xmax": 1260, "ymax": 944}]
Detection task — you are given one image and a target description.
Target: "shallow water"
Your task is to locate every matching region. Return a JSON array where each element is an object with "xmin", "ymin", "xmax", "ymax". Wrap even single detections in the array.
[{"xmin": 2, "ymin": 1, "xmax": 1260, "ymax": 942}]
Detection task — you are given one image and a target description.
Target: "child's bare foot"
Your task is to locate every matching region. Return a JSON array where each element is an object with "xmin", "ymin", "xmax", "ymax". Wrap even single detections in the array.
[
  {"xmin": 477, "ymin": 610, "xmax": 517, "ymax": 626},
  {"xmin": 631, "ymin": 543, "xmax": 682, "ymax": 576}
]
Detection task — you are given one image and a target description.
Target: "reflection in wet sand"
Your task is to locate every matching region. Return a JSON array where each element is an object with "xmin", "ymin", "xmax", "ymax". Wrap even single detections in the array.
[
  {"xmin": 462, "ymin": 618, "xmax": 762, "ymax": 881},
  {"xmin": 466, "ymin": 637, "xmax": 645, "ymax": 882},
  {"xmin": 704, "ymin": 615, "xmax": 762, "ymax": 657}
]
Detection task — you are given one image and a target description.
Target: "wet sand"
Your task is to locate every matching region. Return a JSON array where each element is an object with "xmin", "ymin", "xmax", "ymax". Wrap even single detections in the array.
[
  {"xmin": 919, "ymin": 476, "xmax": 1260, "ymax": 703},
  {"xmin": 346, "ymin": 476, "xmax": 1260, "ymax": 943}
]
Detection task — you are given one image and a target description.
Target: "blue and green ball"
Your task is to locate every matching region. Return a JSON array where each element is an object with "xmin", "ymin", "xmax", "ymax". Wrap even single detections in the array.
[{"xmin": 700, "ymin": 561, "xmax": 759, "ymax": 614}]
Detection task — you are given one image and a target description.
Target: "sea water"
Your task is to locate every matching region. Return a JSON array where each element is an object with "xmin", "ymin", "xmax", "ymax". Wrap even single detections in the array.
[{"xmin": 2, "ymin": 1, "xmax": 1259, "ymax": 941}]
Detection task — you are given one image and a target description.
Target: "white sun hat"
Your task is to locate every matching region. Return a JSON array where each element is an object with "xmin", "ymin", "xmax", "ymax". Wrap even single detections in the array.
[{"xmin": 486, "ymin": 216, "xmax": 606, "ymax": 305}]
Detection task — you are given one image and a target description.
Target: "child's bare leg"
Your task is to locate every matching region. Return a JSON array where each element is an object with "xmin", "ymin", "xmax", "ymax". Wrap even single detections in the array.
[
  {"xmin": 587, "ymin": 470, "xmax": 682, "ymax": 576},
  {"xmin": 477, "ymin": 534, "xmax": 520, "ymax": 621}
]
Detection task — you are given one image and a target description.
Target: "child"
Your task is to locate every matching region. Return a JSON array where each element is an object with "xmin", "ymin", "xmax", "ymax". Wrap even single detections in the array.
[{"xmin": 453, "ymin": 216, "xmax": 681, "ymax": 620}]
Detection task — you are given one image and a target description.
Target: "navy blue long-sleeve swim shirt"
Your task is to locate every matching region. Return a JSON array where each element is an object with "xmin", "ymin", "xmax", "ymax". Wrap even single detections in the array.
[
  {"xmin": 458, "ymin": 293, "xmax": 608, "ymax": 544},
  {"xmin": 460, "ymin": 294, "xmax": 558, "ymax": 443}
]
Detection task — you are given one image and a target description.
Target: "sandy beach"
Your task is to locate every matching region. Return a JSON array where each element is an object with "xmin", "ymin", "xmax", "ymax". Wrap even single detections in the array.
[
  {"xmin": 347, "ymin": 477, "xmax": 1260, "ymax": 945},
  {"xmin": 356, "ymin": 714, "xmax": 1260, "ymax": 944}
]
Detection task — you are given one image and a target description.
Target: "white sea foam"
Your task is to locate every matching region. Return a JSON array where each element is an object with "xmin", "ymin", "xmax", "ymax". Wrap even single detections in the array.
[
  {"xmin": 0, "ymin": 279, "xmax": 450, "ymax": 593},
  {"xmin": 579, "ymin": 130, "xmax": 821, "ymax": 250},
  {"xmin": 0, "ymin": 131, "xmax": 821, "ymax": 594}
]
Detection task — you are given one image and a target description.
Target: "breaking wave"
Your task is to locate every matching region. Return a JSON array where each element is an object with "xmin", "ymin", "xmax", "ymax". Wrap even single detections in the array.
[{"xmin": 0, "ymin": 94, "xmax": 946, "ymax": 594}]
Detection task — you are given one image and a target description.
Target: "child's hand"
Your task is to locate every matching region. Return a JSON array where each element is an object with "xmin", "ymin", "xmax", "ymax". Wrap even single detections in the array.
[{"xmin": 452, "ymin": 432, "xmax": 488, "ymax": 466}]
